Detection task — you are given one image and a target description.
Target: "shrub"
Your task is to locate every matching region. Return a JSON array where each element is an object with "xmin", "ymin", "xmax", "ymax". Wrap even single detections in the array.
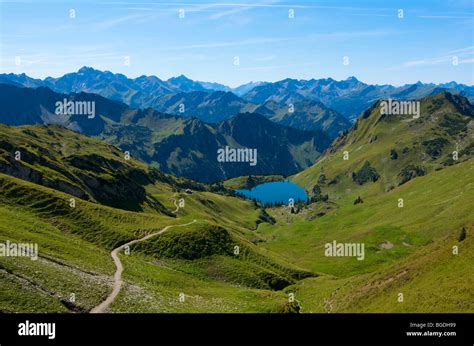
[
  {"xmin": 458, "ymin": 227, "xmax": 466, "ymax": 242},
  {"xmin": 440, "ymin": 114, "xmax": 469, "ymax": 136},
  {"xmin": 398, "ymin": 165, "xmax": 426, "ymax": 185},
  {"xmin": 246, "ymin": 175, "xmax": 257, "ymax": 189},
  {"xmin": 318, "ymin": 172, "xmax": 327, "ymax": 185},
  {"xmin": 422, "ymin": 137, "xmax": 449, "ymax": 158},
  {"xmin": 459, "ymin": 142, "xmax": 474, "ymax": 157},
  {"xmin": 311, "ymin": 185, "xmax": 328, "ymax": 202},
  {"xmin": 280, "ymin": 301, "xmax": 300, "ymax": 313},
  {"xmin": 313, "ymin": 185, "xmax": 322, "ymax": 195},
  {"xmin": 390, "ymin": 149, "xmax": 398, "ymax": 160},
  {"xmin": 352, "ymin": 161, "xmax": 380, "ymax": 185},
  {"xmin": 257, "ymin": 208, "xmax": 276, "ymax": 225}
]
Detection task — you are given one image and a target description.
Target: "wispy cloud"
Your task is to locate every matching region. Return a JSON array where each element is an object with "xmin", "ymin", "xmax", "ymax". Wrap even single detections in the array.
[
  {"xmin": 418, "ymin": 15, "xmax": 473, "ymax": 19},
  {"xmin": 306, "ymin": 30, "xmax": 393, "ymax": 40},
  {"xmin": 94, "ymin": 12, "xmax": 160, "ymax": 29},
  {"xmin": 404, "ymin": 56, "xmax": 451, "ymax": 67},
  {"xmin": 98, "ymin": 1, "xmax": 388, "ymax": 9},
  {"xmin": 164, "ymin": 36, "xmax": 293, "ymax": 50},
  {"xmin": 208, "ymin": 6, "xmax": 252, "ymax": 19},
  {"xmin": 163, "ymin": 30, "xmax": 393, "ymax": 51},
  {"xmin": 448, "ymin": 46, "xmax": 474, "ymax": 55},
  {"xmin": 255, "ymin": 55, "xmax": 276, "ymax": 62},
  {"xmin": 403, "ymin": 46, "xmax": 474, "ymax": 67},
  {"xmin": 237, "ymin": 61, "xmax": 319, "ymax": 71},
  {"xmin": 101, "ymin": 1, "xmax": 393, "ymax": 15}
]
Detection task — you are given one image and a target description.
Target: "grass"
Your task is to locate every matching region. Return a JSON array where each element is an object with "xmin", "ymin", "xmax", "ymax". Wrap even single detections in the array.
[
  {"xmin": 0, "ymin": 92, "xmax": 473, "ymax": 313},
  {"xmin": 0, "ymin": 159, "xmax": 305, "ymax": 312},
  {"xmin": 111, "ymin": 252, "xmax": 291, "ymax": 313},
  {"xmin": 257, "ymin": 160, "xmax": 474, "ymax": 277},
  {"xmin": 291, "ymin": 232, "xmax": 474, "ymax": 312}
]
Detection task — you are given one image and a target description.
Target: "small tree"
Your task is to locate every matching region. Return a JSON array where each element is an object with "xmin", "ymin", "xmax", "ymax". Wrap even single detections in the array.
[
  {"xmin": 458, "ymin": 227, "xmax": 467, "ymax": 242},
  {"xmin": 352, "ymin": 161, "xmax": 380, "ymax": 185},
  {"xmin": 246, "ymin": 175, "xmax": 256, "ymax": 189},
  {"xmin": 313, "ymin": 185, "xmax": 322, "ymax": 196},
  {"xmin": 390, "ymin": 149, "xmax": 398, "ymax": 160},
  {"xmin": 311, "ymin": 185, "xmax": 328, "ymax": 203},
  {"xmin": 318, "ymin": 172, "xmax": 326, "ymax": 185}
]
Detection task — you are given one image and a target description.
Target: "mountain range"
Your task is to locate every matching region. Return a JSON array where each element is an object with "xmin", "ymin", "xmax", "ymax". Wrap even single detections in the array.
[
  {"xmin": 243, "ymin": 77, "xmax": 474, "ymax": 121},
  {"xmin": 0, "ymin": 83, "xmax": 330, "ymax": 182},
  {"xmin": 2, "ymin": 67, "xmax": 473, "ymax": 182},
  {"xmin": 143, "ymin": 90, "xmax": 351, "ymax": 138},
  {"xmin": 2, "ymin": 67, "xmax": 472, "ymax": 123}
]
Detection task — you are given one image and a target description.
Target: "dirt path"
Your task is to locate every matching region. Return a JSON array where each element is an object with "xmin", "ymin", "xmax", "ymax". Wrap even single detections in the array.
[
  {"xmin": 171, "ymin": 193, "xmax": 181, "ymax": 214},
  {"xmin": 172, "ymin": 198, "xmax": 180, "ymax": 213},
  {"xmin": 90, "ymin": 219, "xmax": 197, "ymax": 313}
]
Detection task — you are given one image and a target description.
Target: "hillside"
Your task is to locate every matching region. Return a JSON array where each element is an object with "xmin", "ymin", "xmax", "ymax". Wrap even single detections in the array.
[
  {"xmin": 149, "ymin": 91, "xmax": 350, "ymax": 139},
  {"xmin": 0, "ymin": 84, "xmax": 330, "ymax": 182},
  {"xmin": 0, "ymin": 83, "xmax": 128, "ymax": 135},
  {"xmin": 0, "ymin": 124, "xmax": 211, "ymax": 214},
  {"xmin": 0, "ymin": 124, "xmax": 312, "ymax": 313},
  {"xmin": 0, "ymin": 92, "xmax": 473, "ymax": 313},
  {"xmin": 258, "ymin": 159, "xmax": 473, "ymax": 312},
  {"xmin": 251, "ymin": 92, "xmax": 474, "ymax": 312},
  {"xmin": 293, "ymin": 92, "xmax": 474, "ymax": 198},
  {"xmin": 260, "ymin": 99, "xmax": 351, "ymax": 139},
  {"xmin": 149, "ymin": 90, "xmax": 255, "ymax": 123},
  {"xmin": 111, "ymin": 112, "xmax": 330, "ymax": 182}
]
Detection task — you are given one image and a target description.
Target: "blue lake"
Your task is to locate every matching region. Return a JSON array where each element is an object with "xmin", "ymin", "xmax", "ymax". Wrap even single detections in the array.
[{"xmin": 236, "ymin": 180, "xmax": 308, "ymax": 205}]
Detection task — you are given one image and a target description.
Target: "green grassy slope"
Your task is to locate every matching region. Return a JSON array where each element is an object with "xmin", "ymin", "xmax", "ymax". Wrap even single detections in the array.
[
  {"xmin": 1, "ymin": 92, "xmax": 473, "ymax": 313},
  {"xmin": 293, "ymin": 93, "xmax": 473, "ymax": 202},
  {"xmin": 258, "ymin": 160, "xmax": 474, "ymax": 276},
  {"xmin": 292, "ymin": 229, "xmax": 473, "ymax": 313},
  {"xmin": 0, "ymin": 125, "xmax": 308, "ymax": 312},
  {"xmin": 251, "ymin": 93, "xmax": 474, "ymax": 312}
]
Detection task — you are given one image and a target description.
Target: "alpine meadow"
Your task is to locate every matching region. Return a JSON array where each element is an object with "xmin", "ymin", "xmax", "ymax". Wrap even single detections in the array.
[{"xmin": 0, "ymin": 2, "xmax": 473, "ymax": 342}]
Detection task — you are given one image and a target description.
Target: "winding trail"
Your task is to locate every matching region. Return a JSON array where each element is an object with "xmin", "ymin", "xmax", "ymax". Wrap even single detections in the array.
[
  {"xmin": 171, "ymin": 193, "xmax": 181, "ymax": 214},
  {"xmin": 172, "ymin": 198, "xmax": 180, "ymax": 213},
  {"xmin": 90, "ymin": 219, "xmax": 197, "ymax": 313}
]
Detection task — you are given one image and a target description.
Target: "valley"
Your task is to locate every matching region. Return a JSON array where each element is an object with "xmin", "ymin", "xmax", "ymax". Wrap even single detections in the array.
[{"xmin": 0, "ymin": 79, "xmax": 472, "ymax": 313}]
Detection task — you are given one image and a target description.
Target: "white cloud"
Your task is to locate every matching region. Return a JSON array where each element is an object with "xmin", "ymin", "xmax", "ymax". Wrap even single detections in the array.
[
  {"xmin": 403, "ymin": 46, "xmax": 474, "ymax": 67},
  {"xmin": 255, "ymin": 55, "xmax": 276, "ymax": 62},
  {"xmin": 163, "ymin": 30, "xmax": 393, "ymax": 51},
  {"xmin": 418, "ymin": 14, "xmax": 473, "ymax": 19},
  {"xmin": 237, "ymin": 61, "xmax": 319, "ymax": 71},
  {"xmin": 164, "ymin": 36, "xmax": 293, "ymax": 50},
  {"xmin": 208, "ymin": 6, "xmax": 252, "ymax": 19}
]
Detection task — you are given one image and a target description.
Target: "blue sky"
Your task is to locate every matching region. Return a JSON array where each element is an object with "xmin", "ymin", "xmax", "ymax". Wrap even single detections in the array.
[{"xmin": 0, "ymin": 0, "xmax": 473, "ymax": 87}]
